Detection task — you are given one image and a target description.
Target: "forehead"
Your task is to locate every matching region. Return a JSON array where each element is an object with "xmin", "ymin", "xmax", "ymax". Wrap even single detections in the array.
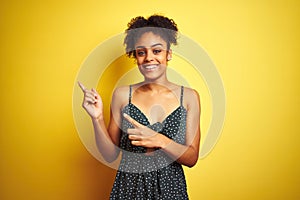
[{"xmin": 134, "ymin": 32, "xmax": 167, "ymax": 48}]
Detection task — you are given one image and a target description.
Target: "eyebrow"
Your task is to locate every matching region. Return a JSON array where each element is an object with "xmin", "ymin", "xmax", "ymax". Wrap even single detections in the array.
[{"xmin": 135, "ymin": 43, "xmax": 164, "ymax": 49}]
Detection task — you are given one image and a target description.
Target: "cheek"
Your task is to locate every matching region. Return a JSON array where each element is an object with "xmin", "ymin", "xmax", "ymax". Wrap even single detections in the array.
[
  {"xmin": 134, "ymin": 56, "xmax": 142, "ymax": 63},
  {"xmin": 158, "ymin": 55, "xmax": 168, "ymax": 63},
  {"xmin": 136, "ymin": 57, "xmax": 144, "ymax": 65}
]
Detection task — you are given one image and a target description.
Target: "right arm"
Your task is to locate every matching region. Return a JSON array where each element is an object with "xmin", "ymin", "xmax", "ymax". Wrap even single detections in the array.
[{"xmin": 78, "ymin": 82, "xmax": 124, "ymax": 163}]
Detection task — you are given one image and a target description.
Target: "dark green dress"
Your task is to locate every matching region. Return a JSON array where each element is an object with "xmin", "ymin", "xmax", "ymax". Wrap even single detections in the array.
[{"xmin": 110, "ymin": 85, "xmax": 189, "ymax": 200}]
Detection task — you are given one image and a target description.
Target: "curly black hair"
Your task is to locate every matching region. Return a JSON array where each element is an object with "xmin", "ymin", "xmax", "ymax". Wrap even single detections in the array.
[{"xmin": 124, "ymin": 15, "xmax": 178, "ymax": 58}]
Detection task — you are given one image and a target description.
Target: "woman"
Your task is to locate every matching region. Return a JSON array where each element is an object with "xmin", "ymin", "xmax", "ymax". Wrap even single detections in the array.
[{"xmin": 78, "ymin": 15, "xmax": 201, "ymax": 199}]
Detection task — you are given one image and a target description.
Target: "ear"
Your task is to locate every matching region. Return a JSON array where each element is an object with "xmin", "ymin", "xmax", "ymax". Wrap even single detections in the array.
[{"xmin": 167, "ymin": 49, "xmax": 172, "ymax": 61}]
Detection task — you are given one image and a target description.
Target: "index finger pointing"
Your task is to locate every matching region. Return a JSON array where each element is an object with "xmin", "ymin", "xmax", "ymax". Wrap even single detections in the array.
[
  {"xmin": 78, "ymin": 81, "xmax": 86, "ymax": 92},
  {"xmin": 123, "ymin": 113, "xmax": 143, "ymax": 128}
]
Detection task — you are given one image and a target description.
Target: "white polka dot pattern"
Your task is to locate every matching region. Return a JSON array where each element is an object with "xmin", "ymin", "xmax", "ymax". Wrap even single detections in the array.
[{"xmin": 110, "ymin": 86, "xmax": 189, "ymax": 199}]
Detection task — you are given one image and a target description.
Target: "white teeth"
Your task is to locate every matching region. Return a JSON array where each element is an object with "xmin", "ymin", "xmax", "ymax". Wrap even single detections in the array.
[{"xmin": 144, "ymin": 65, "xmax": 158, "ymax": 69}]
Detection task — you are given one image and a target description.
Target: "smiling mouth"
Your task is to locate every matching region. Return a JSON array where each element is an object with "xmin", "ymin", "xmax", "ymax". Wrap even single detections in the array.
[{"xmin": 142, "ymin": 64, "xmax": 159, "ymax": 71}]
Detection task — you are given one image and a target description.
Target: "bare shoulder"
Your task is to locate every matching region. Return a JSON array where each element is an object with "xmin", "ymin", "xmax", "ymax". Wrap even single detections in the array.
[
  {"xmin": 182, "ymin": 86, "xmax": 201, "ymax": 110},
  {"xmin": 111, "ymin": 85, "xmax": 130, "ymax": 108},
  {"xmin": 113, "ymin": 85, "xmax": 129, "ymax": 96}
]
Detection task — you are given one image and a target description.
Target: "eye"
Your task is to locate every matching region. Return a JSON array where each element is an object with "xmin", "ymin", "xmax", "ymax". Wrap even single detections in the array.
[
  {"xmin": 153, "ymin": 49, "xmax": 162, "ymax": 54},
  {"xmin": 136, "ymin": 50, "xmax": 146, "ymax": 56}
]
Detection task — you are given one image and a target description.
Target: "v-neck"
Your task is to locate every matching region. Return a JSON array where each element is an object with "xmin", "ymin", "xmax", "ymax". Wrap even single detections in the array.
[{"xmin": 122, "ymin": 103, "xmax": 186, "ymax": 126}]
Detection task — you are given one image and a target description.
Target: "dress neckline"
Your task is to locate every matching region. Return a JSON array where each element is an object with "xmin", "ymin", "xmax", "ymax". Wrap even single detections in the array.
[
  {"xmin": 122, "ymin": 103, "xmax": 186, "ymax": 126},
  {"xmin": 125, "ymin": 85, "xmax": 186, "ymax": 125}
]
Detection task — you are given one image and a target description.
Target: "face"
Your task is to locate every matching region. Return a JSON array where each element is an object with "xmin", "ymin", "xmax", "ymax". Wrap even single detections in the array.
[{"xmin": 134, "ymin": 32, "xmax": 172, "ymax": 82}]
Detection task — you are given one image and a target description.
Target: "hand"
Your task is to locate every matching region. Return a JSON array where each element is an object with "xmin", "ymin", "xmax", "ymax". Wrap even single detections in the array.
[
  {"xmin": 123, "ymin": 113, "xmax": 166, "ymax": 150},
  {"xmin": 78, "ymin": 81, "xmax": 103, "ymax": 120}
]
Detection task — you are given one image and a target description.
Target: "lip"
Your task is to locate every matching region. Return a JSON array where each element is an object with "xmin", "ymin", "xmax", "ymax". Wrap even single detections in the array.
[{"xmin": 142, "ymin": 64, "xmax": 159, "ymax": 71}]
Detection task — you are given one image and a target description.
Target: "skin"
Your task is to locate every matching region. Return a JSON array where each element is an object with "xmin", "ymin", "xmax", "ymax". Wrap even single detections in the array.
[{"xmin": 78, "ymin": 31, "xmax": 201, "ymax": 167}]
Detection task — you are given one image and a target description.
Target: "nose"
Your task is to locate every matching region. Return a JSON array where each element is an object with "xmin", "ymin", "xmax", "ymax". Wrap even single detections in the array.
[{"xmin": 145, "ymin": 49, "xmax": 154, "ymax": 62}]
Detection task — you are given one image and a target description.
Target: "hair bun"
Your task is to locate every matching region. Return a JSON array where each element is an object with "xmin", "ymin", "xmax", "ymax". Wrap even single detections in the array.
[
  {"xmin": 147, "ymin": 15, "xmax": 178, "ymax": 31},
  {"xmin": 127, "ymin": 16, "xmax": 148, "ymax": 29}
]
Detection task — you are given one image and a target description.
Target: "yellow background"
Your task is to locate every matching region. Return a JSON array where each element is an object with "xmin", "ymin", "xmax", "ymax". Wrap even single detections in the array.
[{"xmin": 1, "ymin": 0, "xmax": 299, "ymax": 199}]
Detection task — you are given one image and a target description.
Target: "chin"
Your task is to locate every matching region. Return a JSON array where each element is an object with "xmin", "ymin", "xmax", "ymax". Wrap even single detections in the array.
[{"xmin": 144, "ymin": 74, "xmax": 165, "ymax": 82}]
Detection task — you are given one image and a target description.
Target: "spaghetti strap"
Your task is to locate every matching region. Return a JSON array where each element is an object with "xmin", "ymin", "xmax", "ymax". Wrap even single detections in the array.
[
  {"xmin": 180, "ymin": 86, "xmax": 184, "ymax": 106},
  {"xmin": 129, "ymin": 85, "xmax": 132, "ymax": 104}
]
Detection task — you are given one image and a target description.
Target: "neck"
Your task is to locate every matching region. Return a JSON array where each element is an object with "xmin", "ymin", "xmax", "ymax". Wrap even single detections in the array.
[
  {"xmin": 143, "ymin": 71, "xmax": 170, "ymax": 85},
  {"xmin": 140, "ymin": 81, "xmax": 173, "ymax": 93}
]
